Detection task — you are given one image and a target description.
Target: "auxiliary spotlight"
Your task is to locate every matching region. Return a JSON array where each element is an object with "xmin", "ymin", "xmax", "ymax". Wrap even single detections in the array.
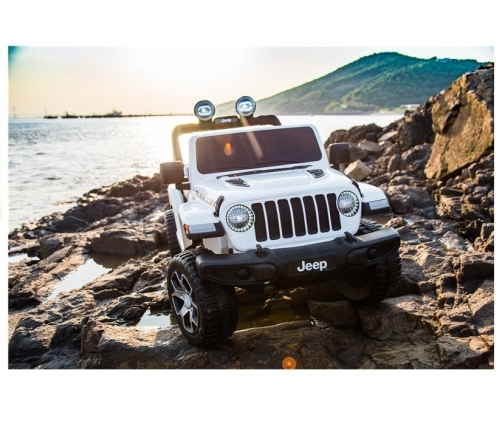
[
  {"xmin": 235, "ymin": 96, "xmax": 256, "ymax": 117},
  {"xmin": 194, "ymin": 100, "xmax": 215, "ymax": 121}
]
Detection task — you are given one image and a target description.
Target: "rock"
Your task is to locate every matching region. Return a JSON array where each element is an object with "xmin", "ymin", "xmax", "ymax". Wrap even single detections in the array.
[
  {"xmin": 39, "ymin": 235, "xmax": 64, "ymax": 259},
  {"xmin": 357, "ymin": 295, "xmax": 435, "ymax": 341},
  {"xmin": 378, "ymin": 130, "xmax": 398, "ymax": 142},
  {"xmin": 89, "ymin": 227, "xmax": 160, "ymax": 255},
  {"xmin": 344, "ymin": 159, "xmax": 372, "ymax": 181},
  {"xmin": 358, "ymin": 139, "xmax": 382, "ymax": 156},
  {"xmin": 396, "ymin": 103, "xmax": 435, "ymax": 151},
  {"xmin": 325, "ymin": 124, "xmax": 382, "ymax": 146},
  {"xmin": 425, "ymin": 68, "xmax": 494, "ymax": 180},
  {"xmin": 400, "ymin": 144, "xmax": 432, "ymax": 177},
  {"xmin": 349, "ymin": 145, "xmax": 368, "ymax": 162},
  {"xmin": 308, "ymin": 300, "xmax": 359, "ymax": 328},
  {"xmin": 386, "ymin": 185, "xmax": 437, "ymax": 218},
  {"xmin": 473, "ymin": 223, "xmax": 494, "ymax": 252}
]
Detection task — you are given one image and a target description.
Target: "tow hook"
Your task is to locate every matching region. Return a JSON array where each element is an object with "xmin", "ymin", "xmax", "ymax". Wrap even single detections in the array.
[
  {"xmin": 344, "ymin": 231, "xmax": 356, "ymax": 243},
  {"xmin": 255, "ymin": 244, "xmax": 266, "ymax": 258}
]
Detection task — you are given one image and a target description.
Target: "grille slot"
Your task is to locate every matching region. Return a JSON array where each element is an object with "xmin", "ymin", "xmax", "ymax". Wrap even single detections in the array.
[{"xmin": 252, "ymin": 194, "xmax": 341, "ymax": 242}]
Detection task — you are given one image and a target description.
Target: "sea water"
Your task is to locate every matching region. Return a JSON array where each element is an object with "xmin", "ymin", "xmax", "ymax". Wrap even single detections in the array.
[{"xmin": 7, "ymin": 114, "xmax": 402, "ymax": 232}]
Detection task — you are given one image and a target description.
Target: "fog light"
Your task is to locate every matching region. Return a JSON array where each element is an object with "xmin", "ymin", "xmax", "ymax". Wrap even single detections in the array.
[
  {"xmin": 236, "ymin": 268, "xmax": 250, "ymax": 280},
  {"xmin": 368, "ymin": 248, "xmax": 378, "ymax": 259}
]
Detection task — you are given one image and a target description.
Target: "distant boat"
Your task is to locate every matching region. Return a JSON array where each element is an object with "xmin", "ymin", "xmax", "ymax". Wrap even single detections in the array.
[
  {"xmin": 62, "ymin": 111, "xmax": 78, "ymax": 119},
  {"xmin": 104, "ymin": 109, "xmax": 122, "ymax": 118},
  {"xmin": 44, "ymin": 115, "xmax": 58, "ymax": 119}
]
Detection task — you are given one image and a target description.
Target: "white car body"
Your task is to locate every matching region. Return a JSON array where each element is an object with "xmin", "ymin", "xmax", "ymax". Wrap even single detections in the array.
[{"xmin": 167, "ymin": 123, "xmax": 389, "ymax": 255}]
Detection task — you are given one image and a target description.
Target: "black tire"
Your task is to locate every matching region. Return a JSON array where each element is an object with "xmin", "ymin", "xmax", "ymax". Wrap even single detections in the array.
[
  {"xmin": 166, "ymin": 249, "xmax": 238, "ymax": 347},
  {"xmin": 335, "ymin": 219, "xmax": 401, "ymax": 305},
  {"xmin": 164, "ymin": 210, "xmax": 182, "ymax": 257}
]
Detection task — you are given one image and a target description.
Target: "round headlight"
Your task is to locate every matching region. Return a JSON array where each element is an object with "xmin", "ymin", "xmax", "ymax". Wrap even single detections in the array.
[
  {"xmin": 338, "ymin": 191, "xmax": 360, "ymax": 217},
  {"xmin": 194, "ymin": 100, "xmax": 215, "ymax": 121},
  {"xmin": 235, "ymin": 96, "xmax": 256, "ymax": 117},
  {"xmin": 226, "ymin": 205, "xmax": 254, "ymax": 232}
]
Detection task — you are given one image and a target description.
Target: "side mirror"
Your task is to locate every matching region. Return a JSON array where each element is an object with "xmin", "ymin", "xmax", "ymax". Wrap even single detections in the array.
[
  {"xmin": 328, "ymin": 142, "xmax": 350, "ymax": 166},
  {"xmin": 160, "ymin": 161, "xmax": 185, "ymax": 185}
]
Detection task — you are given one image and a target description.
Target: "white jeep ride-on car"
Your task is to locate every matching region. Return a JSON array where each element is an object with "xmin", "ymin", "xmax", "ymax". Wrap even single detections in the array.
[{"xmin": 160, "ymin": 96, "xmax": 401, "ymax": 347}]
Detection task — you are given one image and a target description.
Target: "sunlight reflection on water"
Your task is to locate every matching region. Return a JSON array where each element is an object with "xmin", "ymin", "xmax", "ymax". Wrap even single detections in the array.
[{"xmin": 44, "ymin": 257, "xmax": 110, "ymax": 301}]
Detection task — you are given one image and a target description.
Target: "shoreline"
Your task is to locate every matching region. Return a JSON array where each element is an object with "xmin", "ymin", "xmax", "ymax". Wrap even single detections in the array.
[{"xmin": 8, "ymin": 111, "xmax": 406, "ymax": 120}]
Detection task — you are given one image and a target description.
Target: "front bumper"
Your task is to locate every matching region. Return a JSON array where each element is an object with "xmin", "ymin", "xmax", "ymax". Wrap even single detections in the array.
[{"xmin": 196, "ymin": 227, "xmax": 400, "ymax": 289}]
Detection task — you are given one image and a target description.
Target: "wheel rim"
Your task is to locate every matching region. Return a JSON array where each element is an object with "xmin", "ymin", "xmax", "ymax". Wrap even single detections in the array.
[{"xmin": 170, "ymin": 271, "xmax": 199, "ymax": 333}]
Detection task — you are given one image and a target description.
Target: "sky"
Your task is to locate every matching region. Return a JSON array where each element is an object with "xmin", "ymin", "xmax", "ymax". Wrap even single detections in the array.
[
  {"xmin": 1, "ymin": 0, "xmax": 499, "ymax": 427},
  {"xmin": 3, "ymin": 2, "xmax": 496, "ymax": 118},
  {"xmin": 8, "ymin": 45, "xmax": 494, "ymax": 117}
]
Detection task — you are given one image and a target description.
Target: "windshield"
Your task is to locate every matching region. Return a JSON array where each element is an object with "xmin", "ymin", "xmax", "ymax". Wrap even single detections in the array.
[{"xmin": 196, "ymin": 126, "xmax": 322, "ymax": 174}]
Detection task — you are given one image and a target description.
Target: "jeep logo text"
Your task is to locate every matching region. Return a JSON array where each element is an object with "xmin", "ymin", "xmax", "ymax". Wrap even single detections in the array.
[{"xmin": 296, "ymin": 260, "xmax": 328, "ymax": 272}]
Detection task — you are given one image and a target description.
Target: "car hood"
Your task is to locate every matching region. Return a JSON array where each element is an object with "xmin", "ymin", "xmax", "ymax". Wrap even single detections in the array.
[
  {"xmin": 218, "ymin": 168, "xmax": 329, "ymax": 190},
  {"xmin": 191, "ymin": 167, "xmax": 354, "ymax": 206}
]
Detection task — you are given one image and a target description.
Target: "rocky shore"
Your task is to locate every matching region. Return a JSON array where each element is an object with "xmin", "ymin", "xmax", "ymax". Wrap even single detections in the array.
[{"xmin": 7, "ymin": 67, "xmax": 494, "ymax": 369}]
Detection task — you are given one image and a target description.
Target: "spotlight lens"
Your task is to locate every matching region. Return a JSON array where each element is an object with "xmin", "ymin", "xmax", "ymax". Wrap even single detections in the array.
[
  {"xmin": 235, "ymin": 96, "xmax": 256, "ymax": 117},
  {"xmin": 194, "ymin": 100, "xmax": 215, "ymax": 121}
]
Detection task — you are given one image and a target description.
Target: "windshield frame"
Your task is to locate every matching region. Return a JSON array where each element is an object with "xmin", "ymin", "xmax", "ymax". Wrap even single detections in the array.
[{"xmin": 195, "ymin": 125, "xmax": 323, "ymax": 175}]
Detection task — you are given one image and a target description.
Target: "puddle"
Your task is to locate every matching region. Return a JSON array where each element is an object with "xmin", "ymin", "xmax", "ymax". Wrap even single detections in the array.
[
  {"xmin": 45, "ymin": 256, "xmax": 111, "ymax": 301},
  {"xmin": 130, "ymin": 308, "xmax": 176, "ymax": 328},
  {"xmin": 236, "ymin": 302, "xmax": 310, "ymax": 331},
  {"xmin": 9, "ymin": 253, "xmax": 40, "ymax": 263},
  {"xmin": 89, "ymin": 252, "xmax": 133, "ymax": 269},
  {"xmin": 124, "ymin": 302, "xmax": 309, "ymax": 331}
]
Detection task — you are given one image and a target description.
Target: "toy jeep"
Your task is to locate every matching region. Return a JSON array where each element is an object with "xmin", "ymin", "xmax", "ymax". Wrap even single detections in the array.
[{"xmin": 160, "ymin": 96, "xmax": 401, "ymax": 347}]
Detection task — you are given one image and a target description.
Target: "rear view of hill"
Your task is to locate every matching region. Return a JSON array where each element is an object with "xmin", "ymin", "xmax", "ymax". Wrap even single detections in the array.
[{"xmin": 252, "ymin": 52, "xmax": 485, "ymax": 115}]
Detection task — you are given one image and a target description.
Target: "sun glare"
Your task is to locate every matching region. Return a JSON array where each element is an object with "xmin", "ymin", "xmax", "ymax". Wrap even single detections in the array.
[{"xmin": 282, "ymin": 356, "xmax": 297, "ymax": 369}]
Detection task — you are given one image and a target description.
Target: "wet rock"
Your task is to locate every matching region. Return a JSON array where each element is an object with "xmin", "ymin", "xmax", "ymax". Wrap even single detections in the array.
[{"xmin": 308, "ymin": 300, "xmax": 359, "ymax": 328}]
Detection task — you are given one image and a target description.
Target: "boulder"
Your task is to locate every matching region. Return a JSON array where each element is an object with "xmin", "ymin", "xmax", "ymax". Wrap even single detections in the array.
[
  {"xmin": 344, "ymin": 159, "xmax": 372, "ymax": 181},
  {"xmin": 425, "ymin": 68, "xmax": 494, "ymax": 180},
  {"xmin": 378, "ymin": 130, "xmax": 398, "ymax": 142},
  {"xmin": 358, "ymin": 139, "xmax": 382, "ymax": 156},
  {"xmin": 386, "ymin": 185, "xmax": 437, "ymax": 218},
  {"xmin": 397, "ymin": 103, "xmax": 435, "ymax": 151}
]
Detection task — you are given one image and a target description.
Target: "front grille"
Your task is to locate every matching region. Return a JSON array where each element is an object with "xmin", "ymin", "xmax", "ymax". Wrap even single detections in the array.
[{"xmin": 251, "ymin": 194, "xmax": 341, "ymax": 242}]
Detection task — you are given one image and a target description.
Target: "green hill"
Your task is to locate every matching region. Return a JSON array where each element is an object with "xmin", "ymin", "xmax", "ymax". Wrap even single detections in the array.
[{"xmin": 218, "ymin": 52, "xmax": 486, "ymax": 115}]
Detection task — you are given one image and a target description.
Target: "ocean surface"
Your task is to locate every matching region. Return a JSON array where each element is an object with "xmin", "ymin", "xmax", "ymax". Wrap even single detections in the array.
[{"xmin": 7, "ymin": 114, "xmax": 402, "ymax": 232}]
